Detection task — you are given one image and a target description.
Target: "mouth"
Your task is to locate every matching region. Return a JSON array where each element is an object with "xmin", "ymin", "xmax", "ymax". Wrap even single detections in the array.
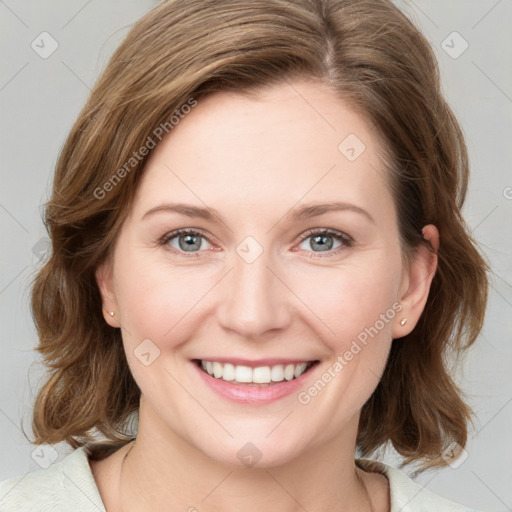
[{"xmin": 192, "ymin": 358, "xmax": 320, "ymax": 387}]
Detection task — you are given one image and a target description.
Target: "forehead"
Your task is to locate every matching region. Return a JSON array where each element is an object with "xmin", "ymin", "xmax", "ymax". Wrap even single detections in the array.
[{"xmin": 131, "ymin": 79, "xmax": 393, "ymax": 224}]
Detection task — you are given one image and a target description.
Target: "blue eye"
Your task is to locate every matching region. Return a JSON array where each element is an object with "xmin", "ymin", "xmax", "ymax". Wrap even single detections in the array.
[
  {"xmin": 159, "ymin": 228, "xmax": 352, "ymax": 258},
  {"xmin": 297, "ymin": 229, "xmax": 352, "ymax": 256},
  {"xmin": 160, "ymin": 229, "xmax": 212, "ymax": 255}
]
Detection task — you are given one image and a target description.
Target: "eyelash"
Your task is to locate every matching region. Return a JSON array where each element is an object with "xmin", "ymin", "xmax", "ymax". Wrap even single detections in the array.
[
  {"xmin": 297, "ymin": 228, "xmax": 353, "ymax": 258},
  {"xmin": 158, "ymin": 228, "xmax": 353, "ymax": 258}
]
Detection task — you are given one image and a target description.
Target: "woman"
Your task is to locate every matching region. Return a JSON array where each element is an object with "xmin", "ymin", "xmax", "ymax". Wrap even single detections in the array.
[{"xmin": 0, "ymin": 0, "xmax": 488, "ymax": 510}]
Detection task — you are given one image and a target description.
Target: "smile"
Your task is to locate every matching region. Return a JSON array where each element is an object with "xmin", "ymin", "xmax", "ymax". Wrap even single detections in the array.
[
  {"xmin": 191, "ymin": 358, "xmax": 320, "ymax": 403},
  {"xmin": 196, "ymin": 359, "xmax": 317, "ymax": 385}
]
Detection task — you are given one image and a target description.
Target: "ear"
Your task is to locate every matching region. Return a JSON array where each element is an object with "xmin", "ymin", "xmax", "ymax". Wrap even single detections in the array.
[
  {"xmin": 393, "ymin": 224, "xmax": 439, "ymax": 339},
  {"xmin": 95, "ymin": 257, "xmax": 120, "ymax": 328}
]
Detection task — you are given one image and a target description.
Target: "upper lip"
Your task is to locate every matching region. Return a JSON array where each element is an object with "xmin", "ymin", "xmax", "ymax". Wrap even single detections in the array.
[{"xmin": 193, "ymin": 357, "xmax": 318, "ymax": 368}]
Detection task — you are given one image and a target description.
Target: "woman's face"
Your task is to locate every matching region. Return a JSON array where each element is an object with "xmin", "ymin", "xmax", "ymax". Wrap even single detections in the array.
[{"xmin": 97, "ymin": 79, "xmax": 434, "ymax": 468}]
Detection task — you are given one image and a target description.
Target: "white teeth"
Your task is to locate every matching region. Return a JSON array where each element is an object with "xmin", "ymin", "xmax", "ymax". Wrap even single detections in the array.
[
  {"xmin": 199, "ymin": 360, "xmax": 314, "ymax": 384},
  {"xmin": 284, "ymin": 364, "xmax": 295, "ymax": 381},
  {"xmin": 270, "ymin": 364, "xmax": 284, "ymax": 382},
  {"xmin": 253, "ymin": 366, "xmax": 271, "ymax": 384},
  {"xmin": 294, "ymin": 363, "xmax": 308, "ymax": 378},
  {"xmin": 235, "ymin": 365, "xmax": 253, "ymax": 383},
  {"xmin": 213, "ymin": 362, "xmax": 223, "ymax": 378},
  {"xmin": 222, "ymin": 363, "xmax": 236, "ymax": 381}
]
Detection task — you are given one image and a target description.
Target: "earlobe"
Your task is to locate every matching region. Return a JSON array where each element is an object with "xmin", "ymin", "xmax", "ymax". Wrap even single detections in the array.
[
  {"xmin": 393, "ymin": 224, "xmax": 439, "ymax": 338},
  {"xmin": 95, "ymin": 259, "xmax": 120, "ymax": 328}
]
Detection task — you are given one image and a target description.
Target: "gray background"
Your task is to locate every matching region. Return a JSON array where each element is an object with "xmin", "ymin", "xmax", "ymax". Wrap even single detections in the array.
[{"xmin": 1, "ymin": 1, "xmax": 511, "ymax": 510}]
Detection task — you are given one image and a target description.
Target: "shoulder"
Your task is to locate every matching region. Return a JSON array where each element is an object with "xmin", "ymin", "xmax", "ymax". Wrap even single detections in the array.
[
  {"xmin": 0, "ymin": 447, "xmax": 105, "ymax": 512},
  {"xmin": 357, "ymin": 459, "xmax": 481, "ymax": 512}
]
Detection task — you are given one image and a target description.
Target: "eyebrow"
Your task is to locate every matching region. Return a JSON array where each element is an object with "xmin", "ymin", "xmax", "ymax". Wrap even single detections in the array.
[
  {"xmin": 290, "ymin": 202, "xmax": 375, "ymax": 224},
  {"xmin": 141, "ymin": 201, "xmax": 375, "ymax": 224},
  {"xmin": 142, "ymin": 203, "xmax": 221, "ymax": 221}
]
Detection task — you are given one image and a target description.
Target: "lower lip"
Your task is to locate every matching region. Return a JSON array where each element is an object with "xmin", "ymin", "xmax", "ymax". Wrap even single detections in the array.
[{"xmin": 192, "ymin": 361, "xmax": 319, "ymax": 404}]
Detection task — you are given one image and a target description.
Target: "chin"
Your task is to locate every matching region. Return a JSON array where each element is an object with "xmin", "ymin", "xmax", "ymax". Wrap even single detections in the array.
[{"xmin": 196, "ymin": 432, "xmax": 308, "ymax": 470}]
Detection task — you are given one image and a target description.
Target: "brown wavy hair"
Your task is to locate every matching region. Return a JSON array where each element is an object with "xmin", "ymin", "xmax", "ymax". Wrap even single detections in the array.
[{"xmin": 30, "ymin": 0, "xmax": 488, "ymax": 469}]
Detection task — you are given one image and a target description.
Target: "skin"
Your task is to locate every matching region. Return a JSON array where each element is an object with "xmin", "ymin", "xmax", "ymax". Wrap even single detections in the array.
[{"xmin": 93, "ymin": 79, "xmax": 438, "ymax": 512}]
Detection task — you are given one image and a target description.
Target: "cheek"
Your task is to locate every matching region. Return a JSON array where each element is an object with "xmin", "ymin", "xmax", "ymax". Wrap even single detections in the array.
[
  {"xmin": 113, "ymin": 249, "xmax": 220, "ymax": 350},
  {"xmin": 112, "ymin": 252, "xmax": 215, "ymax": 399},
  {"xmin": 290, "ymin": 260, "xmax": 402, "ymax": 423},
  {"xmin": 289, "ymin": 256, "xmax": 402, "ymax": 349},
  {"xmin": 115, "ymin": 247, "xmax": 402, "ymax": 351}
]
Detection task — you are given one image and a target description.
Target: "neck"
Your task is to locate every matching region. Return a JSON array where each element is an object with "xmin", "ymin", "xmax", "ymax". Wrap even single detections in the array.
[{"xmin": 116, "ymin": 400, "xmax": 386, "ymax": 512}]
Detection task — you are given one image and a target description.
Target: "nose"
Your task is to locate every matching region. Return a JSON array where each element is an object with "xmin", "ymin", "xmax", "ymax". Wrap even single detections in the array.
[{"xmin": 216, "ymin": 249, "xmax": 292, "ymax": 339}]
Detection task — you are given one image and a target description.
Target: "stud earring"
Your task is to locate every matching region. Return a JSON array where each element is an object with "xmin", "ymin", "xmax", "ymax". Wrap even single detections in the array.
[
  {"xmin": 400, "ymin": 318, "xmax": 407, "ymax": 326},
  {"xmin": 109, "ymin": 311, "xmax": 115, "ymax": 317}
]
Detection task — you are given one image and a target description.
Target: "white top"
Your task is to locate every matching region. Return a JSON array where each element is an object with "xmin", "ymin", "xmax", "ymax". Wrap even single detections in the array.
[{"xmin": 0, "ymin": 447, "xmax": 479, "ymax": 511}]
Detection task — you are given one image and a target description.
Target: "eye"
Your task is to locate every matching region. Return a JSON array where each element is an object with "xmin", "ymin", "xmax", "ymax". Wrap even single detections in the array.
[
  {"xmin": 158, "ymin": 227, "xmax": 353, "ymax": 258},
  {"xmin": 159, "ymin": 228, "xmax": 213, "ymax": 256},
  {"xmin": 296, "ymin": 228, "xmax": 353, "ymax": 256}
]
